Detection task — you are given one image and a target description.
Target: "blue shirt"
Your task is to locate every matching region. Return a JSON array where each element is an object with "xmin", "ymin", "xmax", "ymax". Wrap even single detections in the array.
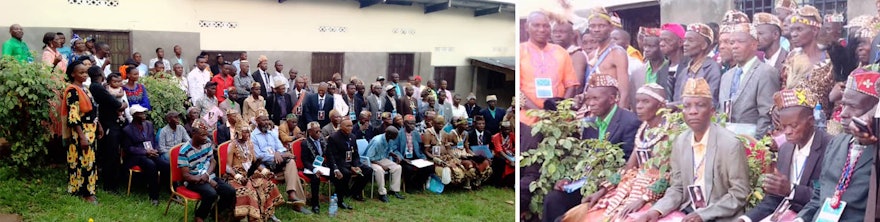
[
  {"xmin": 178, "ymin": 143, "xmax": 213, "ymax": 176},
  {"xmin": 395, "ymin": 128, "xmax": 425, "ymax": 159},
  {"xmin": 365, "ymin": 134, "xmax": 397, "ymax": 161},
  {"xmin": 251, "ymin": 129, "xmax": 287, "ymax": 163}
]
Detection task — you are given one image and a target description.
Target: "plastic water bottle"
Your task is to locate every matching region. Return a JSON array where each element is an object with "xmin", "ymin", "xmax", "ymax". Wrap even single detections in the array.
[
  {"xmin": 329, "ymin": 194, "xmax": 338, "ymax": 217},
  {"xmin": 814, "ymin": 104, "xmax": 827, "ymax": 131}
]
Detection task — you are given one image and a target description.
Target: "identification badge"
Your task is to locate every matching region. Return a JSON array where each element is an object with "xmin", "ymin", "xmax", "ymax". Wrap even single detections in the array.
[
  {"xmin": 313, "ymin": 156, "xmax": 324, "ymax": 167},
  {"xmin": 405, "ymin": 147, "xmax": 413, "ymax": 159},
  {"xmin": 456, "ymin": 141, "xmax": 464, "ymax": 149},
  {"xmin": 296, "ymin": 106, "xmax": 302, "ymax": 115},
  {"xmin": 432, "ymin": 146, "xmax": 441, "ymax": 157},
  {"xmin": 762, "ymin": 199, "xmax": 792, "ymax": 222},
  {"xmin": 318, "ymin": 111, "xmax": 325, "ymax": 120},
  {"xmin": 816, "ymin": 198, "xmax": 845, "ymax": 222},
  {"xmin": 535, "ymin": 78, "xmax": 554, "ymax": 98},
  {"xmin": 392, "ymin": 110, "xmax": 397, "ymax": 118},
  {"xmin": 687, "ymin": 185, "xmax": 707, "ymax": 209},
  {"xmin": 143, "ymin": 141, "xmax": 154, "ymax": 152},
  {"xmin": 723, "ymin": 100, "xmax": 732, "ymax": 115},
  {"xmin": 349, "ymin": 111, "xmax": 356, "ymax": 121},
  {"xmin": 636, "ymin": 149, "xmax": 651, "ymax": 167},
  {"xmin": 345, "ymin": 151, "xmax": 352, "ymax": 162}
]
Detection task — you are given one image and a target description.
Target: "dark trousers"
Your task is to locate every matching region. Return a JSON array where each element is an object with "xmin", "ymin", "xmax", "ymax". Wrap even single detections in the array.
[
  {"xmin": 542, "ymin": 189, "xmax": 583, "ymax": 222},
  {"xmin": 305, "ymin": 173, "xmax": 320, "ymax": 207},
  {"xmin": 401, "ymin": 159, "xmax": 433, "ymax": 191},
  {"xmin": 97, "ymin": 129, "xmax": 121, "ymax": 191},
  {"xmin": 186, "ymin": 177, "xmax": 235, "ymax": 219},
  {"xmin": 126, "ymin": 155, "xmax": 170, "ymax": 200},
  {"xmin": 329, "ymin": 165, "xmax": 373, "ymax": 203},
  {"xmin": 520, "ymin": 174, "xmax": 539, "ymax": 213},
  {"xmin": 490, "ymin": 156, "xmax": 513, "ymax": 187}
]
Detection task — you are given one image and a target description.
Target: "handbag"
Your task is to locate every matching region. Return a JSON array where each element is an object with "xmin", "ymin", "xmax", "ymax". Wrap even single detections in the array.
[
  {"xmin": 441, "ymin": 167, "xmax": 452, "ymax": 184},
  {"xmin": 426, "ymin": 175, "xmax": 445, "ymax": 194}
]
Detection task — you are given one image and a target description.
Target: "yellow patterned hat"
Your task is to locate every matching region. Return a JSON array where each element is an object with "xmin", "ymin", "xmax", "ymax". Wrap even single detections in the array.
[
  {"xmin": 773, "ymin": 88, "xmax": 817, "ymax": 109},
  {"xmin": 682, "ymin": 78, "xmax": 712, "ymax": 99},
  {"xmin": 791, "ymin": 5, "xmax": 822, "ymax": 27}
]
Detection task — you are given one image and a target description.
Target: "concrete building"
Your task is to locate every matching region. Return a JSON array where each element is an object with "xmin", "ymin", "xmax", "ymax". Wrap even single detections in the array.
[
  {"xmin": 0, "ymin": 0, "xmax": 515, "ymax": 108},
  {"xmin": 661, "ymin": 0, "xmax": 865, "ymax": 24}
]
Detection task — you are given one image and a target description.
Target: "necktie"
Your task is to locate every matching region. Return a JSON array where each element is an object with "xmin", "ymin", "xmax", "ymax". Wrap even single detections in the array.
[
  {"xmin": 477, "ymin": 132, "xmax": 483, "ymax": 145},
  {"xmin": 314, "ymin": 140, "xmax": 323, "ymax": 156},
  {"xmin": 319, "ymin": 98, "xmax": 324, "ymax": 108},
  {"xmin": 729, "ymin": 67, "xmax": 744, "ymax": 99}
]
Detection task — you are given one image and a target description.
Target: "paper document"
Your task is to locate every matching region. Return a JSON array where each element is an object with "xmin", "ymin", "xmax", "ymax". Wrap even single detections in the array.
[
  {"xmin": 410, "ymin": 159, "xmax": 434, "ymax": 168},
  {"xmin": 304, "ymin": 166, "xmax": 331, "ymax": 176}
]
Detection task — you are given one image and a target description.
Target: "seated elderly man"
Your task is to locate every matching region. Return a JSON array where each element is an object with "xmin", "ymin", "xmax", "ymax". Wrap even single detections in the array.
[
  {"xmin": 365, "ymin": 126, "xmax": 406, "ymax": 202},
  {"xmin": 251, "ymin": 112, "xmax": 310, "ymax": 213}
]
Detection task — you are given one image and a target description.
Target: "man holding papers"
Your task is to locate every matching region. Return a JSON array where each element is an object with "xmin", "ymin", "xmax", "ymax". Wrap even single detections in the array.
[
  {"xmin": 300, "ymin": 121, "xmax": 327, "ymax": 214},
  {"xmin": 251, "ymin": 114, "xmax": 308, "ymax": 208},
  {"xmin": 365, "ymin": 126, "xmax": 406, "ymax": 202},
  {"xmin": 326, "ymin": 119, "xmax": 373, "ymax": 208},
  {"xmin": 395, "ymin": 114, "xmax": 433, "ymax": 193}
]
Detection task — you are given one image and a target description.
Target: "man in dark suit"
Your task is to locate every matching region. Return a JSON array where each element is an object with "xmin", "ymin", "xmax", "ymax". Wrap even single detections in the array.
[
  {"xmin": 251, "ymin": 58, "xmax": 271, "ymax": 99},
  {"xmin": 343, "ymin": 83, "xmax": 360, "ymax": 118},
  {"xmin": 796, "ymin": 72, "xmax": 879, "ymax": 222},
  {"xmin": 265, "ymin": 80, "xmax": 293, "ymax": 125},
  {"xmin": 353, "ymin": 80, "xmax": 367, "ymax": 119},
  {"xmin": 464, "ymin": 93, "xmax": 482, "ymax": 120},
  {"xmin": 325, "ymin": 119, "xmax": 373, "ymax": 209},
  {"xmin": 399, "ymin": 84, "xmax": 417, "ymax": 118},
  {"xmin": 303, "ymin": 83, "xmax": 335, "ymax": 128},
  {"xmin": 542, "ymin": 74, "xmax": 641, "ymax": 222},
  {"xmin": 382, "ymin": 84, "xmax": 398, "ymax": 115},
  {"xmin": 90, "ymin": 70, "xmax": 124, "ymax": 192},
  {"xmin": 300, "ymin": 121, "xmax": 326, "ymax": 214},
  {"xmin": 480, "ymin": 95, "xmax": 508, "ymax": 136},
  {"xmin": 364, "ymin": 82, "xmax": 384, "ymax": 130},
  {"xmin": 741, "ymin": 89, "xmax": 829, "ymax": 222},
  {"xmin": 352, "ymin": 111, "xmax": 372, "ymax": 140}
]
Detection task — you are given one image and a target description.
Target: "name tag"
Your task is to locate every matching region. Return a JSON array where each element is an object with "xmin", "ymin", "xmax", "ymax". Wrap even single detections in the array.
[
  {"xmin": 432, "ymin": 146, "xmax": 442, "ymax": 157},
  {"xmin": 535, "ymin": 78, "xmax": 553, "ymax": 98},
  {"xmin": 313, "ymin": 156, "xmax": 324, "ymax": 167},
  {"xmin": 688, "ymin": 185, "xmax": 707, "ymax": 209},
  {"xmin": 405, "ymin": 148, "xmax": 413, "ymax": 159},
  {"xmin": 345, "ymin": 151, "xmax": 352, "ymax": 162},
  {"xmin": 456, "ymin": 142, "xmax": 464, "ymax": 149},
  {"xmin": 296, "ymin": 106, "xmax": 302, "ymax": 115},
  {"xmin": 143, "ymin": 141, "xmax": 154, "ymax": 152},
  {"xmin": 349, "ymin": 111, "xmax": 356, "ymax": 121},
  {"xmin": 318, "ymin": 111, "xmax": 325, "ymax": 120},
  {"xmin": 816, "ymin": 198, "xmax": 845, "ymax": 222}
]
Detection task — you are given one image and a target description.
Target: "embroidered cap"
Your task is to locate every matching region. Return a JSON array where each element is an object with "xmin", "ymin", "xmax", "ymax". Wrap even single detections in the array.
[
  {"xmin": 846, "ymin": 71, "xmax": 880, "ymax": 98},
  {"xmin": 845, "ymin": 15, "xmax": 880, "ymax": 38},
  {"xmin": 589, "ymin": 7, "xmax": 622, "ymax": 28},
  {"xmin": 824, "ymin": 13, "xmax": 845, "ymax": 23},
  {"xmin": 753, "ymin": 12, "xmax": 782, "ymax": 29},
  {"xmin": 636, "ymin": 83, "xmax": 667, "ymax": 103},
  {"xmin": 775, "ymin": 0, "xmax": 797, "ymax": 12},
  {"xmin": 256, "ymin": 108, "xmax": 269, "ymax": 118},
  {"xmin": 791, "ymin": 5, "xmax": 822, "ymax": 27},
  {"xmin": 587, "ymin": 73, "xmax": 619, "ymax": 89},
  {"xmin": 687, "ymin": 23, "xmax": 715, "ymax": 45},
  {"xmin": 773, "ymin": 88, "xmax": 817, "ymax": 109},
  {"xmin": 730, "ymin": 23, "xmax": 758, "ymax": 39},
  {"xmin": 721, "ymin": 10, "xmax": 750, "ymax": 25},
  {"xmin": 642, "ymin": 27, "xmax": 662, "ymax": 37},
  {"xmin": 682, "ymin": 78, "xmax": 713, "ymax": 99},
  {"xmin": 192, "ymin": 118, "xmax": 209, "ymax": 131}
]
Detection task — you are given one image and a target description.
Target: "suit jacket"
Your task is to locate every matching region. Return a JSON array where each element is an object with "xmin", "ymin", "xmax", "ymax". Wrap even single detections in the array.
[
  {"xmin": 395, "ymin": 128, "xmax": 425, "ymax": 159},
  {"xmin": 480, "ymin": 107, "xmax": 508, "ymax": 136},
  {"xmin": 215, "ymin": 121, "xmax": 231, "ymax": 145},
  {"xmin": 265, "ymin": 93, "xmax": 293, "ymax": 125},
  {"xmin": 90, "ymin": 83, "xmax": 123, "ymax": 129},
  {"xmin": 121, "ymin": 121, "xmax": 158, "ymax": 158},
  {"xmin": 673, "ymin": 57, "xmax": 722, "ymax": 105},
  {"xmin": 301, "ymin": 136, "xmax": 326, "ymax": 171},
  {"xmin": 466, "ymin": 129, "xmax": 492, "ymax": 148},
  {"xmin": 744, "ymin": 130, "xmax": 830, "ymax": 221},
  {"xmin": 353, "ymin": 93, "xmax": 366, "ymax": 119},
  {"xmin": 871, "ymin": 35, "xmax": 880, "ymax": 64},
  {"xmin": 352, "ymin": 122, "xmax": 371, "ymax": 140},
  {"xmin": 767, "ymin": 48, "xmax": 789, "ymax": 73},
  {"xmin": 365, "ymin": 94, "xmax": 383, "ymax": 129},
  {"xmin": 581, "ymin": 108, "xmax": 641, "ymax": 160},
  {"xmin": 629, "ymin": 60, "xmax": 672, "ymax": 108},
  {"xmin": 399, "ymin": 95, "xmax": 417, "ymax": 117},
  {"xmin": 718, "ymin": 59, "xmax": 780, "ymax": 137},
  {"xmin": 651, "ymin": 124, "xmax": 751, "ymax": 222},
  {"xmin": 798, "ymin": 134, "xmax": 876, "ymax": 222},
  {"xmin": 325, "ymin": 131, "xmax": 363, "ymax": 172},
  {"xmin": 303, "ymin": 93, "xmax": 334, "ymax": 128},
  {"xmin": 382, "ymin": 95, "xmax": 398, "ymax": 114},
  {"xmin": 465, "ymin": 104, "xmax": 482, "ymax": 120},
  {"xmin": 251, "ymin": 70, "xmax": 270, "ymax": 99}
]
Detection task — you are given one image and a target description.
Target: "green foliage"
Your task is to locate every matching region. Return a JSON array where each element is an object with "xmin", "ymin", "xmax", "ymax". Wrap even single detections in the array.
[
  {"xmin": 521, "ymin": 99, "xmax": 626, "ymax": 215},
  {"xmin": 0, "ymin": 56, "xmax": 65, "ymax": 172},
  {"xmin": 140, "ymin": 72, "xmax": 187, "ymax": 129},
  {"xmin": 742, "ymin": 135, "xmax": 774, "ymax": 209}
]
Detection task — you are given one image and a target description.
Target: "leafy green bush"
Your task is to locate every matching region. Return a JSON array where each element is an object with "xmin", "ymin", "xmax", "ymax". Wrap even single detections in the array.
[
  {"xmin": 520, "ymin": 99, "xmax": 626, "ymax": 215},
  {"xmin": 0, "ymin": 56, "xmax": 65, "ymax": 172},
  {"xmin": 140, "ymin": 72, "xmax": 187, "ymax": 129}
]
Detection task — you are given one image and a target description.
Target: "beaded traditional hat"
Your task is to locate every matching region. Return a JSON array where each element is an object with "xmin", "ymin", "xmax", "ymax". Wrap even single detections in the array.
[
  {"xmin": 845, "ymin": 15, "xmax": 880, "ymax": 39},
  {"xmin": 687, "ymin": 23, "xmax": 716, "ymax": 45},
  {"xmin": 722, "ymin": 10, "xmax": 751, "ymax": 25},
  {"xmin": 775, "ymin": 0, "xmax": 797, "ymax": 12},
  {"xmin": 846, "ymin": 71, "xmax": 880, "ymax": 98},
  {"xmin": 682, "ymin": 78, "xmax": 712, "ymax": 99},
  {"xmin": 587, "ymin": 73, "xmax": 619, "ymax": 89},
  {"xmin": 773, "ymin": 88, "xmax": 817, "ymax": 109},
  {"xmin": 589, "ymin": 7, "xmax": 622, "ymax": 28},
  {"xmin": 642, "ymin": 27, "xmax": 662, "ymax": 37},
  {"xmin": 791, "ymin": 5, "xmax": 822, "ymax": 27},
  {"xmin": 730, "ymin": 23, "xmax": 758, "ymax": 39},
  {"xmin": 753, "ymin": 12, "xmax": 782, "ymax": 29}
]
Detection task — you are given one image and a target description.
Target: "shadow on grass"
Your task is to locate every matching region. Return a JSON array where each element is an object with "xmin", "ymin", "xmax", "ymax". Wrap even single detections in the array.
[{"xmin": 0, "ymin": 166, "xmax": 514, "ymax": 221}]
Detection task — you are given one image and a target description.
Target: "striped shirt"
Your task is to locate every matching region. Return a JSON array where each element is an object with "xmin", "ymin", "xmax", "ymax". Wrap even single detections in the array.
[{"xmin": 177, "ymin": 143, "xmax": 213, "ymax": 176}]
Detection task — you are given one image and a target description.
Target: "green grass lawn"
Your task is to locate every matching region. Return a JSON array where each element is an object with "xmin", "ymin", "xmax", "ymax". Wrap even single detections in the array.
[{"xmin": 0, "ymin": 166, "xmax": 514, "ymax": 222}]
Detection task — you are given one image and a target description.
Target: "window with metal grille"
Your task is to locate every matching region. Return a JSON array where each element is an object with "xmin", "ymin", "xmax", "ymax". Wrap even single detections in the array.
[
  {"xmin": 734, "ymin": 0, "xmax": 774, "ymax": 18},
  {"xmin": 310, "ymin": 52, "xmax": 344, "ymax": 83},
  {"xmin": 808, "ymin": 0, "xmax": 846, "ymax": 16},
  {"xmin": 433, "ymin": 67, "xmax": 456, "ymax": 90},
  {"xmin": 71, "ymin": 30, "xmax": 131, "ymax": 72},
  {"xmin": 387, "ymin": 53, "xmax": 414, "ymax": 81}
]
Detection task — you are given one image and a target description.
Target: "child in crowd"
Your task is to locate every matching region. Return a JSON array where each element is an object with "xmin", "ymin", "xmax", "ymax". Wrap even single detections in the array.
[{"xmin": 106, "ymin": 74, "xmax": 132, "ymax": 123}]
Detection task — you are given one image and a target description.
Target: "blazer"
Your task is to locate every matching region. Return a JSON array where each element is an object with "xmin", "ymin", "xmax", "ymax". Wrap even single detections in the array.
[
  {"xmin": 353, "ymin": 93, "xmax": 366, "ymax": 119},
  {"xmin": 300, "ymin": 136, "xmax": 326, "ymax": 171},
  {"xmin": 465, "ymin": 104, "xmax": 482, "ymax": 120},
  {"xmin": 718, "ymin": 59, "xmax": 781, "ymax": 137},
  {"xmin": 265, "ymin": 92, "xmax": 293, "ymax": 125},
  {"xmin": 121, "ymin": 121, "xmax": 158, "ymax": 158},
  {"xmin": 365, "ymin": 93, "xmax": 384, "ymax": 129},
  {"xmin": 629, "ymin": 60, "xmax": 672, "ymax": 109},
  {"xmin": 382, "ymin": 95, "xmax": 398, "ymax": 114},
  {"xmin": 798, "ymin": 134, "xmax": 877, "ymax": 222},
  {"xmin": 581, "ymin": 108, "xmax": 641, "ymax": 160},
  {"xmin": 651, "ymin": 124, "xmax": 751, "ymax": 222},
  {"xmin": 325, "ymin": 131, "xmax": 363, "ymax": 172},
  {"xmin": 466, "ymin": 128, "xmax": 492, "ymax": 148},
  {"xmin": 215, "ymin": 121, "xmax": 231, "ymax": 145},
  {"xmin": 90, "ymin": 83, "xmax": 124, "ymax": 129},
  {"xmin": 399, "ymin": 95, "xmax": 417, "ymax": 117},
  {"xmin": 673, "ymin": 57, "xmax": 722, "ymax": 105},
  {"xmin": 744, "ymin": 130, "xmax": 830, "ymax": 221},
  {"xmin": 480, "ymin": 107, "xmax": 508, "ymax": 136},
  {"xmin": 767, "ymin": 49, "xmax": 789, "ymax": 73},
  {"xmin": 303, "ymin": 93, "xmax": 335, "ymax": 128},
  {"xmin": 251, "ymin": 70, "xmax": 270, "ymax": 99},
  {"xmin": 394, "ymin": 128, "xmax": 425, "ymax": 159}
]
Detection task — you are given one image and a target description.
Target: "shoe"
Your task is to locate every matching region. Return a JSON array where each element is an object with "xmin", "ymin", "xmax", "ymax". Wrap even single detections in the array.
[
  {"xmin": 391, "ymin": 192, "xmax": 405, "ymax": 200},
  {"xmin": 378, "ymin": 195, "xmax": 389, "ymax": 203},
  {"xmin": 352, "ymin": 195, "xmax": 366, "ymax": 202},
  {"xmin": 299, "ymin": 207, "xmax": 313, "ymax": 215},
  {"xmin": 269, "ymin": 215, "xmax": 282, "ymax": 222},
  {"xmin": 151, "ymin": 199, "xmax": 159, "ymax": 206},
  {"xmin": 339, "ymin": 202, "xmax": 354, "ymax": 210},
  {"xmin": 311, "ymin": 206, "xmax": 320, "ymax": 214}
]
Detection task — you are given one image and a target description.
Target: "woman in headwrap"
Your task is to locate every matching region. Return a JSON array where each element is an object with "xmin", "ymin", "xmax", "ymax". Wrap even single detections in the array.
[
  {"xmin": 67, "ymin": 35, "xmax": 91, "ymax": 66},
  {"xmin": 442, "ymin": 116, "xmax": 492, "ymax": 189},
  {"xmin": 63, "ymin": 56, "xmax": 101, "ymax": 203},
  {"xmin": 223, "ymin": 122, "xmax": 284, "ymax": 222}
]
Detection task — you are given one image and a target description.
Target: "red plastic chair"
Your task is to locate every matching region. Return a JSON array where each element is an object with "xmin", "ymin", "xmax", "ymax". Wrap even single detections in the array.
[
  {"xmin": 291, "ymin": 139, "xmax": 332, "ymax": 198},
  {"xmin": 163, "ymin": 143, "xmax": 218, "ymax": 222},
  {"xmin": 217, "ymin": 141, "xmax": 230, "ymax": 177}
]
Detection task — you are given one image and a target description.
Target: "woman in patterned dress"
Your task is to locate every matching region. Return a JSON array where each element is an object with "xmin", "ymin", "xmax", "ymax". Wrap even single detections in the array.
[
  {"xmin": 223, "ymin": 122, "xmax": 284, "ymax": 222},
  {"xmin": 63, "ymin": 56, "xmax": 100, "ymax": 203},
  {"xmin": 561, "ymin": 84, "xmax": 674, "ymax": 222}
]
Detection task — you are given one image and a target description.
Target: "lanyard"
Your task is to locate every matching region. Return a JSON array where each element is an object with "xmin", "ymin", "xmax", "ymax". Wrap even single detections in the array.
[
  {"xmin": 831, "ymin": 143, "xmax": 864, "ymax": 209},
  {"xmin": 792, "ymin": 147, "xmax": 809, "ymax": 184},
  {"xmin": 693, "ymin": 145, "xmax": 706, "ymax": 182}
]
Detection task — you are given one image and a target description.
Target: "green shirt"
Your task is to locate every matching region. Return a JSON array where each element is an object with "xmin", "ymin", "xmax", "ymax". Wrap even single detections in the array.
[
  {"xmin": 488, "ymin": 107, "xmax": 496, "ymax": 119},
  {"xmin": 645, "ymin": 60, "xmax": 667, "ymax": 84},
  {"xmin": 2, "ymin": 38, "xmax": 31, "ymax": 62},
  {"xmin": 596, "ymin": 105, "xmax": 618, "ymax": 140}
]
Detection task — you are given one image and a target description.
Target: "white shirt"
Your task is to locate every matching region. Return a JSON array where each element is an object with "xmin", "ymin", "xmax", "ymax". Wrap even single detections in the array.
[
  {"xmin": 333, "ymin": 93, "xmax": 349, "ymax": 116},
  {"xmin": 137, "ymin": 64, "xmax": 149, "ymax": 77},
  {"xmin": 174, "ymin": 75, "xmax": 189, "ymax": 94},
  {"xmin": 187, "ymin": 67, "xmax": 212, "ymax": 104},
  {"xmin": 271, "ymin": 71, "xmax": 287, "ymax": 89},
  {"xmin": 94, "ymin": 56, "xmax": 112, "ymax": 77},
  {"xmin": 451, "ymin": 104, "xmax": 467, "ymax": 119},
  {"xmin": 691, "ymin": 128, "xmax": 710, "ymax": 194},
  {"xmin": 765, "ymin": 48, "xmax": 783, "ymax": 67},
  {"xmin": 627, "ymin": 56, "xmax": 644, "ymax": 77},
  {"xmin": 317, "ymin": 95, "xmax": 327, "ymax": 107},
  {"xmin": 789, "ymin": 132, "xmax": 814, "ymax": 186},
  {"xmin": 148, "ymin": 58, "xmax": 171, "ymax": 71}
]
